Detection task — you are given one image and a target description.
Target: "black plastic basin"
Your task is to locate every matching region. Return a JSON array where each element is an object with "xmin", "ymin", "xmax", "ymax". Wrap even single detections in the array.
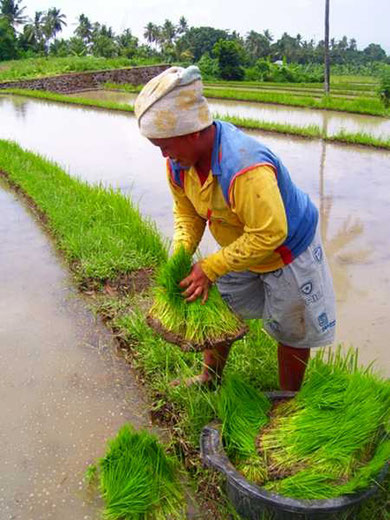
[{"xmin": 200, "ymin": 391, "xmax": 389, "ymax": 520}]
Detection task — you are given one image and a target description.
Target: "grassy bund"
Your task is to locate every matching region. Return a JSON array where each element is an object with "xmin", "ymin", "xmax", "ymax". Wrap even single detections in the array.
[
  {"xmin": 101, "ymin": 80, "xmax": 388, "ymax": 118},
  {"xmin": 0, "ymin": 140, "xmax": 389, "ymax": 519},
  {"xmin": 203, "ymin": 87, "xmax": 389, "ymax": 117},
  {"xmin": 2, "ymin": 88, "xmax": 390, "ymax": 151},
  {"xmin": 0, "ymin": 56, "xmax": 161, "ymax": 82}
]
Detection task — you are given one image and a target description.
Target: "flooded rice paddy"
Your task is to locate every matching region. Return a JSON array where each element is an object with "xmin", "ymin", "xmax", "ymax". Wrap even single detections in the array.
[
  {"xmin": 72, "ymin": 88, "xmax": 390, "ymax": 139},
  {"xmin": 0, "ymin": 180, "xmax": 157, "ymax": 518},
  {"xmin": 0, "ymin": 94, "xmax": 389, "ymax": 376}
]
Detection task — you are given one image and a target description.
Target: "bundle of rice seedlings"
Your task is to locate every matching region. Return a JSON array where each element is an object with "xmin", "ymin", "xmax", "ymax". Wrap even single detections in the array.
[
  {"xmin": 215, "ymin": 349, "xmax": 390, "ymax": 500},
  {"xmin": 148, "ymin": 247, "xmax": 246, "ymax": 351},
  {"xmin": 87, "ymin": 424, "xmax": 185, "ymax": 520},
  {"xmin": 259, "ymin": 348, "xmax": 390, "ymax": 499},
  {"xmin": 217, "ymin": 375, "xmax": 271, "ymax": 483}
]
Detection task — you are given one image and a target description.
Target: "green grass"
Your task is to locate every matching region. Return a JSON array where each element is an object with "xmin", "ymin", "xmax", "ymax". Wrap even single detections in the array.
[
  {"xmin": 150, "ymin": 246, "xmax": 243, "ymax": 345},
  {"xmin": 216, "ymin": 113, "xmax": 322, "ymax": 139},
  {"xmin": 0, "ymin": 140, "xmax": 166, "ymax": 282},
  {"xmin": 0, "ymin": 56, "xmax": 161, "ymax": 83},
  {"xmin": 205, "ymin": 83, "xmax": 377, "ymax": 99},
  {"xmin": 205, "ymin": 78, "xmax": 378, "ymax": 94},
  {"xmin": 203, "ymin": 87, "xmax": 390, "ymax": 117},
  {"xmin": 1, "ymin": 88, "xmax": 136, "ymax": 113},
  {"xmin": 328, "ymin": 129, "xmax": 390, "ymax": 149},
  {"xmin": 87, "ymin": 424, "xmax": 185, "ymax": 519}
]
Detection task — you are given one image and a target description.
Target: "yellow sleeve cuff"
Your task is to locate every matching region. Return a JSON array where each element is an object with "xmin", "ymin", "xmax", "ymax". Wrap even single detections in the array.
[{"xmin": 200, "ymin": 250, "xmax": 230, "ymax": 282}]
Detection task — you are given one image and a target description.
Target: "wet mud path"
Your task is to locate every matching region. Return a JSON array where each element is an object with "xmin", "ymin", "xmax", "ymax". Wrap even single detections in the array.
[{"xmin": 0, "ymin": 183, "xmax": 156, "ymax": 519}]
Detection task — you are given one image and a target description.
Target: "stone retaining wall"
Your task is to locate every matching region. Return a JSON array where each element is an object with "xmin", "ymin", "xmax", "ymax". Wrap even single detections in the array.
[{"xmin": 0, "ymin": 64, "xmax": 169, "ymax": 94}]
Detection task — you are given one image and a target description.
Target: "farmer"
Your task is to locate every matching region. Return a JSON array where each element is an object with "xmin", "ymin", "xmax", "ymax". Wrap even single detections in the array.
[{"xmin": 134, "ymin": 66, "xmax": 336, "ymax": 391}]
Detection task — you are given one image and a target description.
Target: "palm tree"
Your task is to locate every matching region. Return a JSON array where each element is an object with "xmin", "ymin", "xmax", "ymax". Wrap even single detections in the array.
[
  {"xmin": 0, "ymin": 0, "xmax": 27, "ymax": 29},
  {"xmin": 177, "ymin": 16, "xmax": 188, "ymax": 35},
  {"xmin": 43, "ymin": 7, "xmax": 66, "ymax": 41},
  {"xmin": 143, "ymin": 22, "xmax": 155, "ymax": 45},
  {"xmin": 324, "ymin": 0, "xmax": 330, "ymax": 94},
  {"xmin": 263, "ymin": 29, "xmax": 273, "ymax": 43},
  {"xmin": 23, "ymin": 11, "xmax": 45, "ymax": 51},
  {"xmin": 162, "ymin": 19, "xmax": 176, "ymax": 46},
  {"xmin": 75, "ymin": 13, "xmax": 92, "ymax": 43}
]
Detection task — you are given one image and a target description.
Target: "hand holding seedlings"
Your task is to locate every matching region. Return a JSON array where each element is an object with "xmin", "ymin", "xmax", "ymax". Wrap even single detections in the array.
[{"xmin": 180, "ymin": 262, "xmax": 211, "ymax": 303}]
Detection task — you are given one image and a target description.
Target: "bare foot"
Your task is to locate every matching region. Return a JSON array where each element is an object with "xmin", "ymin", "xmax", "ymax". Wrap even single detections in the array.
[{"xmin": 169, "ymin": 372, "xmax": 216, "ymax": 388}]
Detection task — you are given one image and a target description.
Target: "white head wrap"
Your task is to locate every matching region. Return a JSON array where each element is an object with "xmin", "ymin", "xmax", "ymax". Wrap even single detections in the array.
[{"xmin": 134, "ymin": 66, "xmax": 213, "ymax": 139}]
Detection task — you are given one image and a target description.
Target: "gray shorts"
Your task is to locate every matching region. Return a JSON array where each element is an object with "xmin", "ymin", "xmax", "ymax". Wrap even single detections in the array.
[{"xmin": 216, "ymin": 227, "xmax": 336, "ymax": 348}]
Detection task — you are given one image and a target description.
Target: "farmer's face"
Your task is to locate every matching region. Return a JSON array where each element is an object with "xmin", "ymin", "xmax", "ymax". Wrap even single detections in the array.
[{"xmin": 149, "ymin": 133, "xmax": 200, "ymax": 167}]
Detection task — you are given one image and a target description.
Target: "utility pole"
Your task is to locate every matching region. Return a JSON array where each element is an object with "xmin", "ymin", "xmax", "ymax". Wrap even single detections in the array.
[{"xmin": 324, "ymin": 0, "xmax": 330, "ymax": 95}]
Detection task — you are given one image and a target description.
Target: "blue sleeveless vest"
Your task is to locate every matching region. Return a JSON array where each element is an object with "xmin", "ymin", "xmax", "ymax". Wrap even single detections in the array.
[{"xmin": 169, "ymin": 120, "xmax": 318, "ymax": 264}]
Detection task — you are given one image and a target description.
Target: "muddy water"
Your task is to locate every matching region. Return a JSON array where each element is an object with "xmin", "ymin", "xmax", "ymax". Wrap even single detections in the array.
[
  {"xmin": 0, "ymin": 182, "xmax": 157, "ymax": 519},
  {"xmin": 0, "ymin": 94, "xmax": 389, "ymax": 376},
  {"xmin": 71, "ymin": 89, "xmax": 390, "ymax": 139}
]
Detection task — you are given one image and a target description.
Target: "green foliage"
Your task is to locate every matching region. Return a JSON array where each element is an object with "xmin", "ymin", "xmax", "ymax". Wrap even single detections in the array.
[
  {"xmin": 379, "ymin": 67, "xmax": 390, "ymax": 107},
  {"xmin": 0, "ymin": 17, "xmax": 18, "ymax": 60},
  {"xmin": 150, "ymin": 246, "xmax": 243, "ymax": 345},
  {"xmin": 203, "ymin": 85, "xmax": 390, "ymax": 116},
  {"xmin": 244, "ymin": 59, "xmax": 324, "ymax": 83},
  {"xmin": 0, "ymin": 56, "xmax": 158, "ymax": 82},
  {"xmin": 175, "ymin": 26, "xmax": 230, "ymax": 62},
  {"xmin": 213, "ymin": 39, "xmax": 245, "ymax": 81},
  {"xmin": 91, "ymin": 424, "xmax": 185, "ymax": 519},
  {"xmin": 0, "ymin": 0, "xmax": 27, "ymax": 28},
  {"xmin": 0, "ymin": 139, "xmax": 166, "ymax": 280},
  {"xmin": 196, "ymin": 52, "xmax": 219, "ymax": 80}
]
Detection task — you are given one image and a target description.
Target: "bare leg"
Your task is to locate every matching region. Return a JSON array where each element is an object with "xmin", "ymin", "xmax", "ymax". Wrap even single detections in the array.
[
  {"xmin": 278, "ymin": 343, "xmax": 310, "ymax": 391},
  {"xmin": 170, "ymin": 344, "xmax": 231, "ymax": 387}
]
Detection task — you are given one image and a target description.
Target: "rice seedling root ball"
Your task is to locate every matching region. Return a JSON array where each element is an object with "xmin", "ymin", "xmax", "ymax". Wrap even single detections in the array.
[{"xmin": 148, "ymin": 247, "xmax": 248, "ymax": 351}]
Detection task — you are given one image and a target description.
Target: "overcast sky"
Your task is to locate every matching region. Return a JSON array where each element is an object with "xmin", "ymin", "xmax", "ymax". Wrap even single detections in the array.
[{"xmin": 22, "ymin": 0, "xmax": 390, "ymax": 53}]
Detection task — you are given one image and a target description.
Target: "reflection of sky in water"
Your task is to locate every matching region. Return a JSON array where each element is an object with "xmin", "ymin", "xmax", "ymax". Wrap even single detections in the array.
[
  {"xmin": 70, "ymin": 89, "xmax": 390, "ymax": 139},
  {"xmin": 1, "ymin": 95, "xmax": 390, "ymax": 375}
]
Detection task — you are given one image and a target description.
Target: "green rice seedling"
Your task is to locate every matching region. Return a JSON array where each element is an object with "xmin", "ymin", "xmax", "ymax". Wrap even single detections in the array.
[
  {"xmin": 265, "ymin": 469, "xmax": 342, "ymax": 500},
  {"xmin": 218, "ymin": 376, "xmax": 271, "ymax": 460},
  {"xmin": 217, "ymin": 375, "xmax": 271, "ymax": 483},
  {"xmin": 84, "ymin": 463, "xmax": 98, "ymax": 484},
  {"xmin": 257, "ymin": 348, "xmax": 390, "ymax": 499},
  {"xmin": 93, "ymin": 424, "xmax": 185, "ymax": 520},
  {"xmin": 149, "ymin": 246, "xmax": 244, "ymax": 346}
]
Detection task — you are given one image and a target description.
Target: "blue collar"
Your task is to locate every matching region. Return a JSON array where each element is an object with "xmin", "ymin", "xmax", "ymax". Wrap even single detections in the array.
[{"xmin": 210, "ymin": 120, "xmax": 223, "ymax": 176}]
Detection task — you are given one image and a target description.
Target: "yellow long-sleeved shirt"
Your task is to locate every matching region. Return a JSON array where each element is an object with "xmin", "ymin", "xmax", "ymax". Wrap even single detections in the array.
[{"xmin": 167, "ymin": 161, "xmax": 289, "ymax": 282}]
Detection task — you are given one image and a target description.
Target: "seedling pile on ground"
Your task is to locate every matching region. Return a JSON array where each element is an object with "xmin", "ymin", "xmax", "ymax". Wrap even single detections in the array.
[
  {"xmin": 220, "ymin": 349, "xmax": 390, "ymax": 500},
  {"xmin": 149, "ymin": 246, "xmax": 244, "ymax": 347},
  {"xmin": 86, "ymin": 424, "xmax": 185, "ymax": 520}
]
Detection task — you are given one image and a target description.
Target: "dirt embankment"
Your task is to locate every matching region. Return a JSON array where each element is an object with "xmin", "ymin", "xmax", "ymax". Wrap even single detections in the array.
[{"xmin": 0, "ymin": 64, "xmax": 169, "ymax": 94}]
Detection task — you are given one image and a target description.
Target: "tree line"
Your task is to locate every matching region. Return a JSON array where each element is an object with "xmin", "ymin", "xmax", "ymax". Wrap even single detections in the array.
[{"xmin": 1, "ymin": 0, "xmax": 389, "ymax": 80}]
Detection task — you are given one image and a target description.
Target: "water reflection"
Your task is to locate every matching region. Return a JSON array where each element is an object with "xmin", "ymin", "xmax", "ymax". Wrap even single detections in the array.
[{"xmin": 69, "ymin": 89, "xmax": 390, "ymax": 140}]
